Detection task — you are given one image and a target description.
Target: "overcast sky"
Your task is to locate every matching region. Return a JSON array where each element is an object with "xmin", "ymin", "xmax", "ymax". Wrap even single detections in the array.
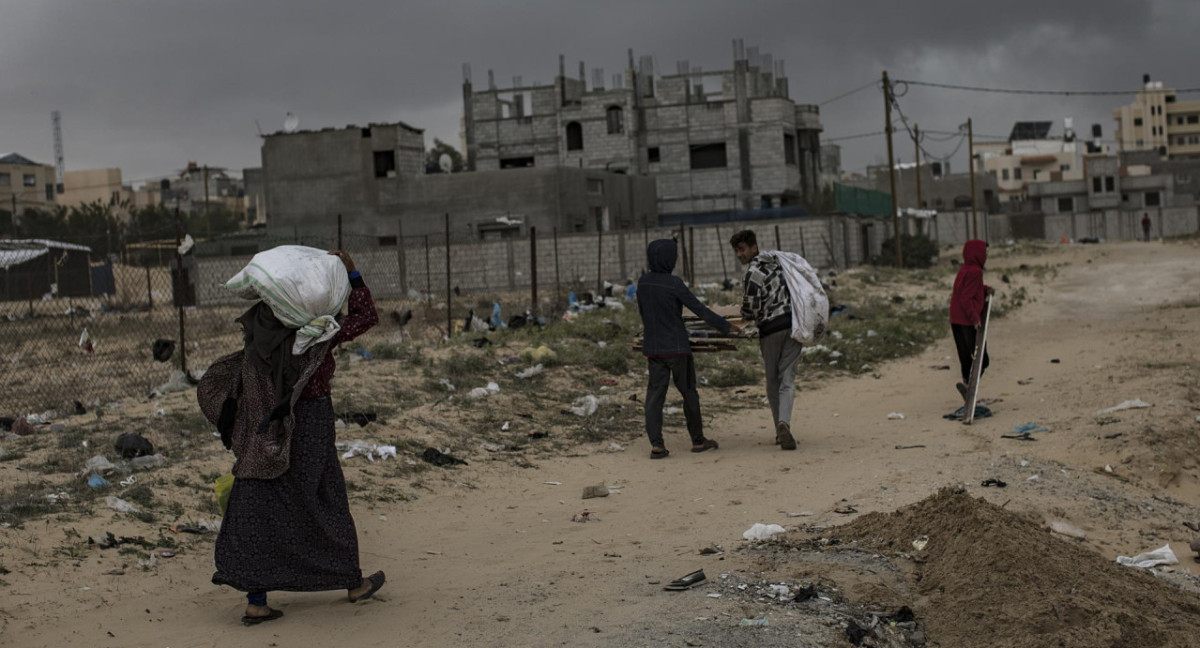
[{"xmin": 2, "ymin": 0, "xmax": 1197, "ymax": 186}]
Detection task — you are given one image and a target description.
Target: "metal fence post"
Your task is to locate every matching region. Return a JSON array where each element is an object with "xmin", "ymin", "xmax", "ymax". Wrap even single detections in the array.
[
  {"xmin": 595, "ymin": 218, "xmax": 603, "ymax": 298},
  {"xmin": 530, "ymin": 226, "xmax": 538, "ymax": 316},
  {"xmin": 174, "ymin": 212, "xmax": 188, "ymax": 376},
  {"xmin": 397, "ymin": 219, "xmax": 408, "ymax": 295},
  {"xmin": 553, "ymin": 226, "xmax": 561, "ymax": 311},
  {"xmin": 145, "ymin": 262, "xmax": 153, "ymax": 310},
  {"xmin": 424, "ymin": 234, "xmax": 431, "ymax": 301},
  {"xmin": 444, "ymin": 214, "xmax": 451, "ymax": 338}
]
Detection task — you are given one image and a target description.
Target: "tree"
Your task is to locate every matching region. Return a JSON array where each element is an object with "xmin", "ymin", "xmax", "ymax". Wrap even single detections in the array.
[{"xmin": 424, "ymin": 138, "xmax": 464, "ymax": 174}]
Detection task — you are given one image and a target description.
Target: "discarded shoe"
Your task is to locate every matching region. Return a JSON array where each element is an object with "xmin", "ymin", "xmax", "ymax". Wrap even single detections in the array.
[
  {"xmin": 980, "ymin": 478, "xmax": 1007, "ymax": 488},
  {"xmin": 663, "ymin": 569, "xmax": 706, "ymax": 591}
]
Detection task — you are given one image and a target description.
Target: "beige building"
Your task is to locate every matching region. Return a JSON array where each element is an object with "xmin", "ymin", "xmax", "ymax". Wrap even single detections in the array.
[
  {"xmin": 0, "ymin": 153, "xmax": 57, "ymax": 218},
  {"xmin": 1114, "ymin": 76, "xmax": 1200, "ymax": 159},
  {"xmin": 975, "ymin": 120, "xmax": 1091, "ymax": 205},
  {"xmin": 58, "ymin": 168, "xmax": 163, "ymax": 220},
  {"xmin": 59, "ymin": 168, "xmax": 124, "ymax": 208}
]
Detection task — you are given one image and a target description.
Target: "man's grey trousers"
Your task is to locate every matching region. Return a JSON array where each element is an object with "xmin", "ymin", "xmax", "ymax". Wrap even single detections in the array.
[{"xmin": 759, "ymin": 329, "xmax": 803, "ymax": 427}]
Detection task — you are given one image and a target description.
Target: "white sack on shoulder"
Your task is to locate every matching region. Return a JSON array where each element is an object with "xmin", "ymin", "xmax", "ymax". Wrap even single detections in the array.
[
  {"xmin": 758, "ymin": 251, "xmax": 829, "ymax": 345},
  {"xmin": 224, "ymin": 246, "xmax": 351, "ymax": 355}
]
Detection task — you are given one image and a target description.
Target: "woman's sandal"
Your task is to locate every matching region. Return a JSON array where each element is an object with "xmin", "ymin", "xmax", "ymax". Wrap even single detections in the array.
[
  {"xmin": 348, "ymin": 571, "xmax": 386, "ymax": 603},
  {"xmin": 242, "ymin": 608, "xmax": 283, "ymax": 626},
  {"xmin": 650, "ymin": 448, "xmax": 670, "ymax": 460}
]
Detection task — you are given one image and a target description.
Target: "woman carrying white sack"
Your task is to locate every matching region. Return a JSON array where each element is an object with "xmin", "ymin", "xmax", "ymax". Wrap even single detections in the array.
[{"xmin": 198, "ymin": 246, "xmax": 385, "ymax": 625}]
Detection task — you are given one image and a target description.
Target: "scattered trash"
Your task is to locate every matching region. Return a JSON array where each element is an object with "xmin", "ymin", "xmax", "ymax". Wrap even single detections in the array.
[
  {"xmin": 1017, "ymin": 378, "xmax": 1034, "ymax": 385},
  {"xmin": 582, "ymin": 484, "xmax": 610, "ymax": 500},
  {"xmin": 738, "ymin": 617, "xmax": 768, "ymax": 627},
  {"xmin": 931, "ymin": 365, "xmax": 951, "ymax": 371},
  {"xmin": 480, "ymin": 442, "xmax": 505, "ymax": 452},
  {"xmin": 500, "ymin": 421, "xmax": 510, "ymax": 432},
  {"xmin": 706, "ymin": 592, "xmax": 721, "ymax": 598},
  {"xmin": 520, "ymin": 346, "xmax": 558, "ymax": 364},
  {"xmin": 214, "ymin": 473, "xmax": 234, "ymax": 515},
  {"xmin": 663, "ymin": 406, "xmax": 681, "ymax": 415},
  {"xmin": 743, "ymin": 523, "xmax": 786, "ymax": 541},
  {"xmin": 1117, "ymin": 544, "xmax": 1179, "ymax": 569},
  {"xmin": 11, "ymin": 418, "xmax": 35, "ymax": 436},
  {"xmin": 130, "ymin": 454, "xmax": 167, "ymax": 470},
  {"xmin": 87, "ymin": 474, "xmax": 110, "ymax": 489},
  {"xmin": 467, "ymin": 382, "xmax": 501, "ymax": 400},
  {"xmin": 981, "ymin": 478, "xmax": 1007, "ymax": 488},
  {"xmin": 158, "ymin": 550, "xmax": 176, "ymax": 558},
  {"xmin": 943, "ymin": 405, "xmax": 993, "ymax": 421},
  {"xmin": 105, "ymin": 496, "xmax": 139, "ymax": 513},
  {"xmin": 845, "ymin": 620, "xmax": 868, "ymax": 645},
  {"xmin": 1049, "ymin": 521, "xmax": 1087, "ymax": 539},
  {"xmin": 543, "ymin": 481, "xmax": 562, "ymax": 486},
  {"xmin": 912, "ymin": 535, "xmax": 929, "ymax": 551},
  {"xmin": 698, "ymin": 546, "xmax": 722, "ymax": 556},
  {"xmin": 793, "ymin": 584, "xmax": 817, "ymax": 602},
  {"xmin": 571, "ymin": 510, "xmax": 598, "ymax": 523},
  {"xmin": 1096, "ymin": 399, "xmax": 1152, "ymax": 415},
  {"xmin": 834, "ymin": 505, "xmax": 859, "ymax": 515},
  {"xmin": 119, "ymin": 475, "xmax": 137, "ymax": 487},
  {"xmin": 152, "ymin": 370, "xmax": 198, "ymax": 397},
  {"xmin": 103, "ymin": 568, "xmax": 125, "ymax": 576},
  {"xmin": 421, "ymin": 447, "xmax": 468, "ymax": 467},
  {"xmin": 894, "ymin": 444, "xmax": 925, "ymax": 450},
  {"xmin": 1001, "ymin": 432, "xmax": 1037, "ymax": 441},
  {"xmin": 438, "ymin": 378, "xmax": 457, "ymax": 392},
  {"xmin": 663, "ymin": 569, "xmax": 706, "ymax": 591},
  {"xmin": 568, "ymin": 395, "xmax": 605, "ymax": 417},
  {"xmin": 79, "ymin": 327, "xmax": 97, "ymax": 354},
  {"xmin": 515, "ymin": 364, "xmax": 545, "ymax": 379},
  {"xmin": 887, "ymin": 412, "xmax": 905, "ymax": 420},
  {"xmin": 1050, "ymin": 358, "xmax": 1061, "ymax": 363},
  {"xmin": 1012, "ymin": 423, "xmax": 1048, "ymax": 435},
  {"xmin": 151, "ymin": 339, "xmax": 175, "ymax": 363},
  {"xmin": 606, "ymin": 442, "xmax": 625, "ymax": 453},
  {"xmin": 114, "ymin": 433, "xmax": 154, "ymax": 459},
  {"xmin": 336, "ymin": 440, "xmax": 397, "ymax": 462},
  {"xmin": 80, "ymin": 455, "xmax": 117, "ymax": 477}
]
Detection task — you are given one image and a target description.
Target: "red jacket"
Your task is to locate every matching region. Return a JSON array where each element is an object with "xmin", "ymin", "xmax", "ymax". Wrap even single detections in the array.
[{"xmin": 950, "ymin": 239, "xmax": 989, "ymax": 326}]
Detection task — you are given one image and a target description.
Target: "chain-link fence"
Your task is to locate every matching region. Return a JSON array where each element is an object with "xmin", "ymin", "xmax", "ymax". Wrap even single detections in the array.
[{"xmin": 2, "ymin": 212, "xmax": 885, "ymax": 416}]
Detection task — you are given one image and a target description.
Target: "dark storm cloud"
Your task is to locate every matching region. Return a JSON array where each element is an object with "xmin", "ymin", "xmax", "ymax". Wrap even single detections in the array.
[{"xmin": 1, "ymin": 0, "xmax": 1195, "ymax": 181}]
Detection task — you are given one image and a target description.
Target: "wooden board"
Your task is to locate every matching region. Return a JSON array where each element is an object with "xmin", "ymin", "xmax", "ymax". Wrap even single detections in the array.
[{"xmin": 962, "ymin": 296, "xmax": 992, "ymax": 425}]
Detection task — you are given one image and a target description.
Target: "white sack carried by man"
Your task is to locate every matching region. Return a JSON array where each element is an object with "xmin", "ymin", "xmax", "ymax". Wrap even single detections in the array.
[
  {"xmin": 224, "ymin": 246, "xmax": 351, "ymax": 355},
  {"xmin": 756, "ymin": 250, "xmax": 829, "ymax": 344}
]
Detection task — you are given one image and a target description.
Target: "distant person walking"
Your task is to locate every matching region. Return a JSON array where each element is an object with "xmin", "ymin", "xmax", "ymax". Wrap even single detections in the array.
[
  {"xmin": 730, "ymin": 230, "xmax": 802, "ymax": 451},
  {"xmin": 1142, "ymin": 213, "xmax": 1152, "ymax": 242},
  {"xmin": 636, "ymin": 239, "xmax": 734, "ymax": 459},
  {"xmin": 950, "ymin": 240, "xmax": 995, "ymax": 400},
  {"xmin": 199, "ymin": 249, "xmax": 386, "ymax": 625}
]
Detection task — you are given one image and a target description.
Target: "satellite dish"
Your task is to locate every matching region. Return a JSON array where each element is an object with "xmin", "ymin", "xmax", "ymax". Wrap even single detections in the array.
[
  {"xmin": 438, "ymin": 153, "xmax": 453, "ymax": 173},
  {"xmin": 283, "ymin": 112, "xmax": 299, "ymax": 133}
]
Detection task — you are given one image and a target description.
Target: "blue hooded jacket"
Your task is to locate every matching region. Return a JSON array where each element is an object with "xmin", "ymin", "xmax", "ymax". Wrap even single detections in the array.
[{"xmin": 636, "ymin": 239, "xmax": 731, "ymax": 356}]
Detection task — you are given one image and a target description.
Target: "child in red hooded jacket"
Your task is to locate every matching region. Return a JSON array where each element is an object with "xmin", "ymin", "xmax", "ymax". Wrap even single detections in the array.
[{"xmin": 949, "ymin": 239, "xmax": 995, "ymax": 400}]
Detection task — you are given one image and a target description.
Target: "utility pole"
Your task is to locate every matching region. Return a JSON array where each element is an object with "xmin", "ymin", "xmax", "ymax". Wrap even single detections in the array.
[
  {"xmin": 968, "ymin": 118, "xmax": 978, "ymax": 239},
  {"xmin": 883, "ymin": 70, "xmax": 902, "ymax": 268},
  {"xmin": 913, "ymin": 123, "xmax": 923, "ymax": 210},
  {"xmin": 202, "ymin": 164, "xmax": 211, "ymax": 240}
]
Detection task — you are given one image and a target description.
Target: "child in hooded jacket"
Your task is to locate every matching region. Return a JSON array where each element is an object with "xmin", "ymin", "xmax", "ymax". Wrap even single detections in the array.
[{"xmin": 949, "ymin": 239, "xmax": 995, "ymax": 400}]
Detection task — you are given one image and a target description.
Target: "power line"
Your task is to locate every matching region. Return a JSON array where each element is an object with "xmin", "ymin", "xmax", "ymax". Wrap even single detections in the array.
[
  {"xmin": 896, "ymin": 79, "xmax": 1200, "ymax": 97},
  {"xmin": 818, "ymin": 80, "xmax": 879, "ymax": 106},
  {"xmin": 822, "ymin": 130, "xmax": 885, "ymax": 143}
]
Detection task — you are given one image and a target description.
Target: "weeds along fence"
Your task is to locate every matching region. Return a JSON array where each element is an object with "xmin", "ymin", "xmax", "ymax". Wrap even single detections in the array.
[{"xmin": 1, "ymin": 213, "xmax": 888, "ymax": 416}]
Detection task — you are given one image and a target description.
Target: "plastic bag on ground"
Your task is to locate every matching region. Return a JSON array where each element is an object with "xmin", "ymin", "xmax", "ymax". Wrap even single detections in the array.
[
  {"xmin": 1117, "ymin": 544, "xmax": 1178, "ymax": 569},
  {"xmin": 743, "ymin": 523, "xmax": 786, "ymax": 541},
  {"xmin": 516, "ymin": 364, "xmax": 545, "ymax": 379},
  {"xmin": 80, "ymin": 455, "xmax": 117, "ymax": 477},
  {"xmin": 569, "ymin": 395, "xmax": 604, "ymax": 417},
  {"xmin": 467, "ymin": 382, "xmax": 501, "ymax": 400},
  {"xmin": 130, "ymin": 454, "xmax": 167, "ymax": 470},
  {"xmin": 336, "ymin": 440, "xmax": 398, "ymax": 462},
  {"xmin": 223, "ymin": 245, "xmax": 351, "ymax": 355},
  {"xmin": 105, "ymin": 496, "xmax": 139, "ymax": 513},
  {"xmin": 1096, "ymin": 399, "xmax": 1153, "ymax": 415}
]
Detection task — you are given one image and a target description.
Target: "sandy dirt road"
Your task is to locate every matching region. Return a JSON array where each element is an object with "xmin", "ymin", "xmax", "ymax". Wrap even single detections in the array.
[{"xmin": 4, "ymin": 240, "xmax": 1200, "ymax": 647}]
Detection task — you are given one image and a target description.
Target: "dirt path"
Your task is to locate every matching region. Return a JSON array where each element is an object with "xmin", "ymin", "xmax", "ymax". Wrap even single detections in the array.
[{"xmin": 5, "ymin": 240, "xmax": 1200, "ymax": 647}]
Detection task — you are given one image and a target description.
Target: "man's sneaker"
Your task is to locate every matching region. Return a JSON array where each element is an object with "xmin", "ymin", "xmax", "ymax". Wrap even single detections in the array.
[{"xmin": 776, "ymin": 423, "xmax": 797, "ymax": 451}]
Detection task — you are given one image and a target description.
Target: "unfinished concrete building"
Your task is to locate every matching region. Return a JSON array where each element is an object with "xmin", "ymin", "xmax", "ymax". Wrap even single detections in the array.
[
  {"xmin": 463, "ymin": 41, "xmax": 823, "ymax": 223},
  {"xmin": 257, "ymin": 121, "xmax": 656, "ymax": 243}
]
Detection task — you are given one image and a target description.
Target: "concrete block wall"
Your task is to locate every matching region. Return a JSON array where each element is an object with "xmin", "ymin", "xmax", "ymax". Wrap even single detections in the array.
[{"xmin": 197, "ymin": 216, "xmax": 876, "ymax": 307}]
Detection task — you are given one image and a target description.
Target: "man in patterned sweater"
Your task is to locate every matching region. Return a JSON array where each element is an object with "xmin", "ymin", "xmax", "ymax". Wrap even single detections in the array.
[{"xmin": 730, "ymin": 230, "xmax": 802, "ymax": 451}]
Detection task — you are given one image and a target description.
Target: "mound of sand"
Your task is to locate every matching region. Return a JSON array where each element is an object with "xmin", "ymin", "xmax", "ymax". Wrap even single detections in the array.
[{"xmin": 823, "ymin": 489, "xmax": 1200, "ymax": 648}]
